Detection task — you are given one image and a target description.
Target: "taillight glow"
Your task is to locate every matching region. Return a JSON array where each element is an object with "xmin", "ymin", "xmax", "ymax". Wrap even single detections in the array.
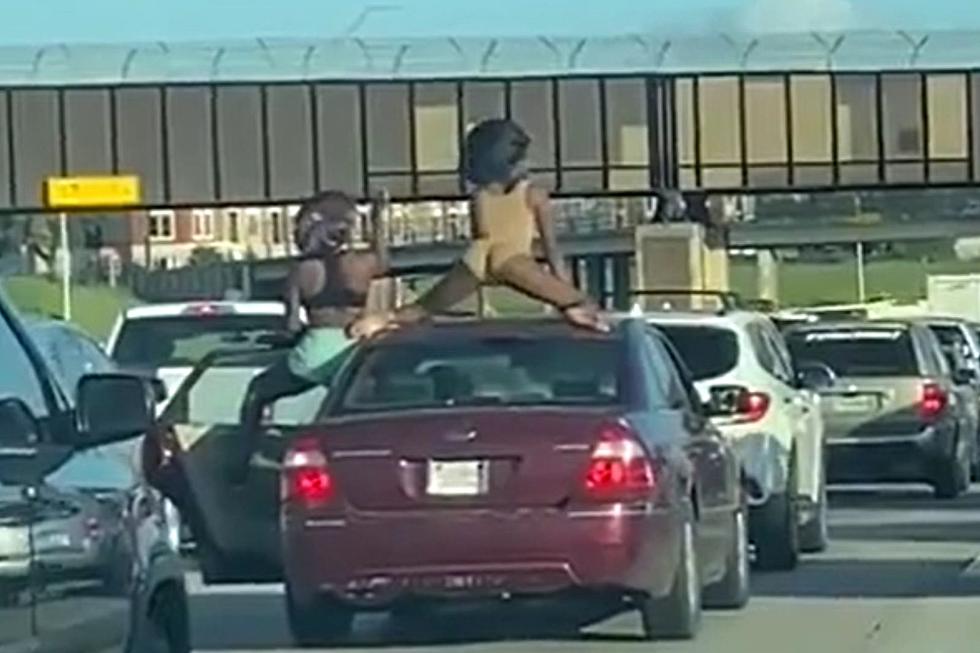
[
  {"xmin": 583, "ymin": 422, "xmax": 656, "ymax": 499},
  {"xmin": 919, "ymin": 382, "xmax": 947, "ymax": 422},
  {"xmin": 282, "ymin": 437, "xmax": 333, "ymax": 506},
  {"xmin": 734, "ymin": 391, "xmax": 770, "ymax": 423}
]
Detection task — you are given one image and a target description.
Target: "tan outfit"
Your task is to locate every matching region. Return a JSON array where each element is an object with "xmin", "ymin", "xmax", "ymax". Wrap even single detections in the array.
[{"xmin": 397, "ymin": 180, "xmax": 588, "ymax": 321}]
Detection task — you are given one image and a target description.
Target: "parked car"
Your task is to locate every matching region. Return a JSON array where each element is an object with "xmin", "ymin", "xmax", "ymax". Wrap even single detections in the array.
[
  {"xmin": 639, "ymin": 293, "xmax": 829, "ymax": 567},
  {"xmin": 24, "ymin": 317, "xmax": 186, "ymax": 554},
  {"xmin": 0, "ymin": 289, "xmax": 186, "ymax": 652},
  {"xmin": 785, "ymin": 320, "xmax": 976, "ymax": 499},
  {"xmin": 106, "ymin": 300, "xmax": 290, "ymax": 403},
  {"xmin": 148, "ymin": 317, "xmax": 749, "ymax": 645}
]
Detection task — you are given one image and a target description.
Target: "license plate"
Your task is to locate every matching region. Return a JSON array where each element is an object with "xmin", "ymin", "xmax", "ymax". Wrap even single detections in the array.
[
  {"xmin": 36, "ymin": 532, "xmax": 71, "ymax": 551},
  {"xmin": 832, "ymin": 395, "xmax": 877, "ymax": 414},
  {"xmin": 426, "ymin": 460, "xmax": 487, "ymax": 496}
]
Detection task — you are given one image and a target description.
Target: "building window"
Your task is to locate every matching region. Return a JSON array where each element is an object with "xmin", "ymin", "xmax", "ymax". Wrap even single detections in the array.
[
  {"xmin": 148, "ymin": 210, "xmax": 175, "ymax": 242},
  {"xmin": 267, "ymin": 208, "xmax": 284, "ymax": 245},
  {"xmin": 192, "ymin": 209, "xmax": 215, "ymax": 240},
  {"xmin": 224, "ymin": 208, "xmax": 241, "ymax": 243}
]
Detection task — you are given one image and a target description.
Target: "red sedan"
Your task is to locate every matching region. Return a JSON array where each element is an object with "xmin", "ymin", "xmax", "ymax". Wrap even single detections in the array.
[{"xmin": 278, "ymin": 317, "xmax": 748, "ymax": 644}]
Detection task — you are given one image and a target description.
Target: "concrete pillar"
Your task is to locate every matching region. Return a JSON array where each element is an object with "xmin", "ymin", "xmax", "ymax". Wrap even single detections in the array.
[
  {"xmin": 633, "ymin": 222, "xmax": 730, "ymax": 311},
  {"xmin": 756, "ymin": 249, "xmax": 779, "ymax": 303}
]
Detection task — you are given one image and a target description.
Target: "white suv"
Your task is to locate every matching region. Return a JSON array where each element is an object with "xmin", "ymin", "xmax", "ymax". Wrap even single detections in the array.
[{"xmin": 640, "ymin": 302, "xmax": 828, "ymax": 569}]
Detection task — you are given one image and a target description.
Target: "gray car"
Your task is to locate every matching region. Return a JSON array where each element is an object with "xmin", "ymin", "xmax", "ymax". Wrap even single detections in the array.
[
  {"xmin": 0, "ymin": 291, "xmax": 187, "ymax": 652},
  {"xmin": 785, "ymin": 320, "xmax": 975, "ymax": 499}
]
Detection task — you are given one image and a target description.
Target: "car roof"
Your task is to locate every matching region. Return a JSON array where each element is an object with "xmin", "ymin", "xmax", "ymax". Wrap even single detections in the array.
[
  {"xmin": 787, "ymin": 319, "xmax": 915, "ymax": 333},
  {"xmin": 123, "ymin": 301, "xmax": 286, "ymax": 319},
  {"xmin": 614, "ymin": 309, "xmax": 763, "ymax": 329},
  {"xmin": 367, "ymin": 317, "xmax": 624, "ymax": 346}
]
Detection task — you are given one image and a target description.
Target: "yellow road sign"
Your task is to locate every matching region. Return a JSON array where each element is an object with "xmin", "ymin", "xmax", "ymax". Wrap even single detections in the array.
[{"xmin": 44, "ymin": 175, "xmax": 141, "ymax": 209}]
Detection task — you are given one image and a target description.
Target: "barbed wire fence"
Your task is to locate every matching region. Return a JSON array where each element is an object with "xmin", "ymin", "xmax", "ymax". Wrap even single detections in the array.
[{"xmin": 2, "ymin": 30, "xmax": 980, "ymax": 85}]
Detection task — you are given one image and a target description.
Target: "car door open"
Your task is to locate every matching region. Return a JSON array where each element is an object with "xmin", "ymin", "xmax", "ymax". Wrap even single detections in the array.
[{"xmin": 150, "ymin": 348, "xmax": 329, "ymax": 583}]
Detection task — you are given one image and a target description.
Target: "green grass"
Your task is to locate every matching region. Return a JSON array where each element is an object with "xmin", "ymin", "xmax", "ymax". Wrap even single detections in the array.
[
  {"xmin": 1, "ymin": 276, "xmax": 136, "ymax": 340},
  {"xmin": 730, "ymin": 257, "xmax": 980, "ymax": 307}
]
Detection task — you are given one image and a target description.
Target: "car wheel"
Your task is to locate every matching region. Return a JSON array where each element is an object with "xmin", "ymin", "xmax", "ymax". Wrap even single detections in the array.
[
  {"xmin": 750, "ymin": 457, "xmax": 800, "ymax": 571},
  {"xmin": 799, "ymin": 470, "xmax": 829, "ymax": 553},
  {"xmin": 933, "ymin": 434, "xmax": 970, "ymax": 500},
  {"xmin": 702, "ymin": 503, "xmax": 750, "ymax": 610},
  {"xmin": 286, "ymin": 587, "xmax": 355, "ymax": 647},
  {"xmin": 129, "ymin": 583, "xmax": 190, "ymax": 653},
  {"xmin": 639, "ymin": 513, "xmax": 702, "ymax": 640}
]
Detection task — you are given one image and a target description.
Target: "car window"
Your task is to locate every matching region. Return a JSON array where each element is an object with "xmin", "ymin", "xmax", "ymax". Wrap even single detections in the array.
[
  {"xmin": 648, "ymin": 331, "xmax": 701, "ymax": 413},
  {"xmin": 786, "ymin": 327, "xmax": 920, "ymax": 377},
  {"xmin": 0, "ymin": 305, "xmax": 50, "ymax": 417},
  {"xmin": 653, "ymin": 323, "xmax": 739, "ymax": 382},
  {"xmin": 336, "ymin": 336, "xmax": 622, "ymax": 415},
  {"xmin": 760, "ymin": 321, "xmax": 795, "ymax": 384},
  {"xmin": 918, "ymin": 328, "xmax": 951, "ymax": 376},
  {"xmin": 639, "ymin": 330, "xmax": 682, "ymax": 409},
  {"xmin": 45, "ymin": 440, "xmax": 138, "ymax": 491},
  {"xmin": 746, "ymin": 323, "xmax": 780, "ymax": 378},
  {"xmin": 111, "ymin": 314, "xmax": 287, "ymax": 369}
]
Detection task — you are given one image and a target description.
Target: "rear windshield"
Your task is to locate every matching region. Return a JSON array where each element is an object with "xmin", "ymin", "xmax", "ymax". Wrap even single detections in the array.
[
  {"xmin": 336, "ymin": 336, "xmax": 622, "ymax": 414},
  {"xmin": 655, "ymin": 324, "xmax": 739, "ymax": 382},
  {"xmin": 786, "ymin": 328, "xmax": 920, "ymax": 377},
  {"xmin": 111, "ymin": 315, "xmax": 287, "ymax": 368}
]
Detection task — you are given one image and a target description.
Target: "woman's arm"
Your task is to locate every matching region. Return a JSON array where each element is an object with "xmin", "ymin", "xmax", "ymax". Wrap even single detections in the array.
[
  {"xmin": 528, "ymin": 185, "xmax": 570, "ymax": 283},
  {"xmin": 284, "ymin": 265, "xmax": 304, "ymax": 333},
  {"xmin": 369, "ymin": 188, "xmax": 390, "ymax": 277}
]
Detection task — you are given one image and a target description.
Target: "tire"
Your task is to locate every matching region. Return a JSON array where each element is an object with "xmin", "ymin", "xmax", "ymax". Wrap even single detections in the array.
[
  {"xmin": 799, "ymin": 470, "xmax": 829, "ymax": 554},
  {"xmin": 286, "ymin": 587, "xmax": 355, "ymax": 648},
  {"xmin": 639, "ymin": 514, "xmax": 702, "ymax": 640},
  {"xmin": 933, "ymin": 434, "xmax": 970, "ymax": 500},
  {"xmin": 703, "ymin": 504, "xmax": 750, "ymax": 610},
  {"xmin": 750, "ymin": 456, "xmax": 800, "ymax": 572},
  {"xmin": 129, "ymin": 583, "xmax": 190, "ymax": 653}
]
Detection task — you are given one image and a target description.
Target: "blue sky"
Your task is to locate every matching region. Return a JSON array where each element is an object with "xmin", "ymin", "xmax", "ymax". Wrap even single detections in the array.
[{"xmin": 3, "ymin": 0, "xmax": 980, "ymax": 47}]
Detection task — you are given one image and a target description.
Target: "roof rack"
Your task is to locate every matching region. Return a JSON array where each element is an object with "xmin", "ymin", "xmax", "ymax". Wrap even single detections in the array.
[{"xmin": 628, "ymin": 289, "xmax": 743, "ymax": 315}]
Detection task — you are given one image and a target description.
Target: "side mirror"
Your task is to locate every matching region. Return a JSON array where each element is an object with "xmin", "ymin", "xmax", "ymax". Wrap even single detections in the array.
[
  {"xmin": 703, "ymin": 385, "xmax": 747, "ymax": 418},
  {"xmin": 795, "ymin": 361, "xmax": 837, "ymax": 390},
  {"xmin": 76, "ymin": 373, "xmax": 156, "ymax": 448},
  {"xmin": 0, "ymin": 397, "xmax": 72, "ymax": 486}
]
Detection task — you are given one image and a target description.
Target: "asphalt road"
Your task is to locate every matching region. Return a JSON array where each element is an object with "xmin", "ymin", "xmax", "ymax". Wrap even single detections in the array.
[{"xmin": 186, "ymin": 484, "xmax": 980, "ymax": 653}]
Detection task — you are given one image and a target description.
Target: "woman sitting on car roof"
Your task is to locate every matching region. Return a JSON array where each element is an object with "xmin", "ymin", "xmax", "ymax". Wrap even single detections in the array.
[
  {"xmin": 349, "ymin": 118, "xmax": 607, "ymax": 337},
  {"xmin": 233, "ymin": 188, "xmax": 389, "ymax": 483}
]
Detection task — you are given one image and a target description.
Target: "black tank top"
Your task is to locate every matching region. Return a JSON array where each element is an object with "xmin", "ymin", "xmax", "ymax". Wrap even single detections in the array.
[{"xmin": 302, "ymin": 257, "xmax": 368, "ymax": 309}]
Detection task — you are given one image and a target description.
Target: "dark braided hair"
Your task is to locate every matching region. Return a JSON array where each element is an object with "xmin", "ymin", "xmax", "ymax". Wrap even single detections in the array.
[
  {"xmin": 293, "ymin": 190, "xmax": 358, "ymax": 255},
  {"xmin": 463, "ymin": 119, "xmax": 531, "ymax": 188}
]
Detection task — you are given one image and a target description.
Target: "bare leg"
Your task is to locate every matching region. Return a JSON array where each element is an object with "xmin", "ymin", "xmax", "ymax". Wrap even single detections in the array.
[
  {"xmin": 397, "ymin": 261, "xmax": 482, "ymax": 322},
  {"xmin": 236, "ymin": 358, "xmax": 315, "ymax": 483},
  {"xmin": 492, "ymin": 255, "xmax": 607, "ymax": 331}
]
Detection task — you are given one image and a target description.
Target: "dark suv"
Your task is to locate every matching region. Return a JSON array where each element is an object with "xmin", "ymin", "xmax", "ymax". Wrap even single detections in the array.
[
  {"xmin": 0, "ymin": 291, "xmax": 188, "ymax": 652},
  {"xmin": 785, "ymin": 320, "xmax": 976, "ymax": 499}
]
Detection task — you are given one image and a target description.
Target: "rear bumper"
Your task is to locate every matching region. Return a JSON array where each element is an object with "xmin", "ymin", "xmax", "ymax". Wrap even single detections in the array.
[
  {"xmin": 283, "ymin": 504, "xmax": 681, "ymax": 607},
  {"xmin": 827, "ymin": 423, "xmax": 955, "ymax": 483}
]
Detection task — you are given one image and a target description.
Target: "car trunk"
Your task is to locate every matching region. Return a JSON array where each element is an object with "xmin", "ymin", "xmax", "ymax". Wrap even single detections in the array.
[
  {"xmin": 313, "ymin": 408, "xmax": 617, "ymax": 513},
  {"xmin": 818, "ymin": 376, "xmax": 928, "ymax": 440}
]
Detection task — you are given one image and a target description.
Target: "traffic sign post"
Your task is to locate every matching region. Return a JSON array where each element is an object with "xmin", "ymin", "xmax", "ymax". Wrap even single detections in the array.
[{"xmin": 42, "ymin": 175, "xmax": 141, "ymax": 321}]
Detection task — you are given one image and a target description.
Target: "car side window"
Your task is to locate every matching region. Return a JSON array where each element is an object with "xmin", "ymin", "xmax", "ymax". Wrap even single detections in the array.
[
  {"xmin": 761, "ymin": 322, "xmax": 795, "ymax": 385},
  {"xmin": 0, "ymin": 309, "xmax": 51, "ymax": 417},
  {"xmin": 920, "ymin": 329, "xmax": 950, "ymax": 376},
  {"xmin": 639, "ymin": 329, "xmax": 673, "ymax": 409},
  {"xmin": 646, "ymin": 330, "xmax": 700, "ymax": 413},
  {"xmin": 746, "ymin": 323, "xmax": 779, "ymax": 378}
]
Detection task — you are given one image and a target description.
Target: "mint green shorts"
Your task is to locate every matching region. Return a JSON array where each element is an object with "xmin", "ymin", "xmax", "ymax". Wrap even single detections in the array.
[{"xmin": 287, "ymin": 327, "xmax": 355, "ymax": 383}]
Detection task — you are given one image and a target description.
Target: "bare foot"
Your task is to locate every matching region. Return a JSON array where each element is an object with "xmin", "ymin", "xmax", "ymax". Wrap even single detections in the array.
[
  {"xmin": 348, "ymin": 312, "xmax": 396, "ymax": 340},
  {"xmin": 563, "ymin": 305, "xmax": 611, "ymax": 333}
]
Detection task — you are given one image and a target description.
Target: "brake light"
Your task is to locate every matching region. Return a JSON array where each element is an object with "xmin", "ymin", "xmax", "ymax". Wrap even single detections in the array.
[
  {"xmin": 583, "ymin": 421, "xmax": 656, "ymax": 500},
  {"xmin": 734, "ymin": 391, "xmax": 770, "ymax": 423},
  {"xmin": 282, "ymin": 437, "xmax": 333, "ymax": 506},
  {"xmin": 919, "ymin": 382, "xmax": 947, "ymax": 422}
]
